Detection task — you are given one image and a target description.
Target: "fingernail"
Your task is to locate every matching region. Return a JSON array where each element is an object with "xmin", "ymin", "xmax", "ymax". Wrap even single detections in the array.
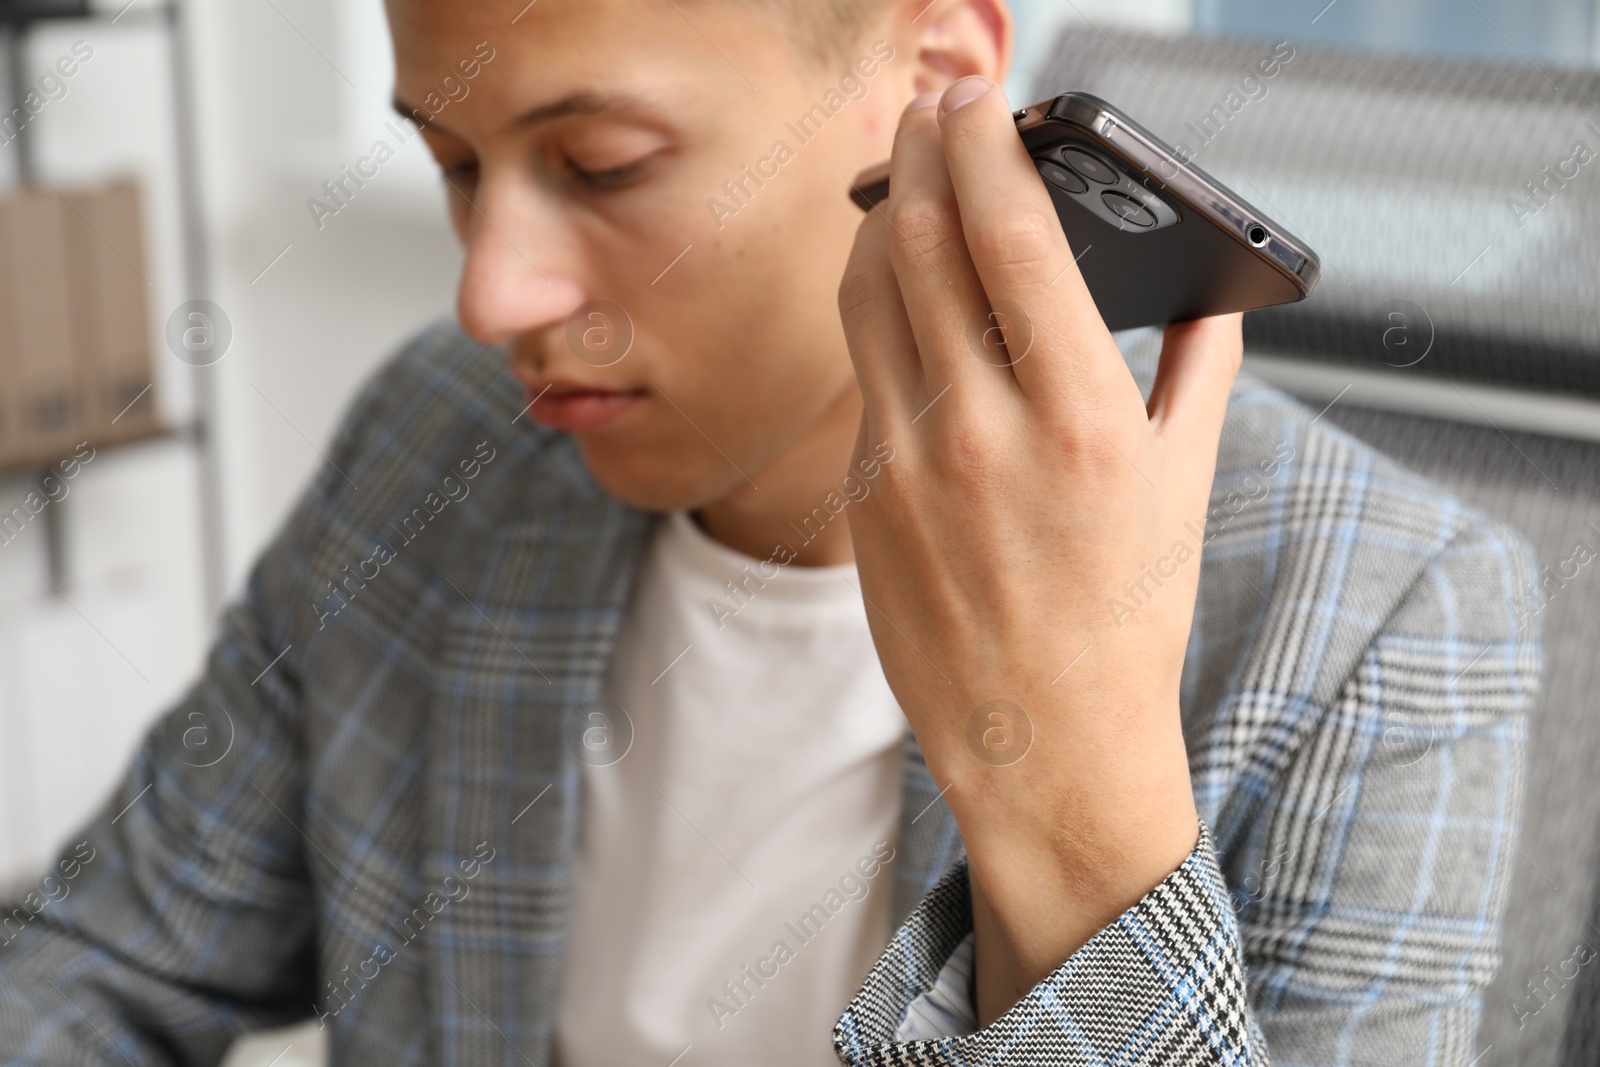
[
  {"xmin": 940, "ymin": 76, "xmax": 991, "ymax": 113},
  {"xmin": 904, "ymin": 90, "xmax": 940, "ymax": 114}
]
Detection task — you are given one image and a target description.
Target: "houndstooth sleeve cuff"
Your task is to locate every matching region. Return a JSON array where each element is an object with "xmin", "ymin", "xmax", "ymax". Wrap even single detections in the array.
[{"xmin": 833, "ymin": 822, "xmax": 1268, "ymax": 1066}]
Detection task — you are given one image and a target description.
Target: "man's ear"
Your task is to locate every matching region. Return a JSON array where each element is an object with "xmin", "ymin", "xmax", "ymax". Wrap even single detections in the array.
[{"xmin": 892, "ymin": 0, "xmax": 1013, "ymax": 97}]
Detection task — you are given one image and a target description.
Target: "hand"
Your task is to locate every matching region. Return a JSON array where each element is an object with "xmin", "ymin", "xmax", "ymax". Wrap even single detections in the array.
[{"xmin": 838, "ymin": 76, "xmax": 1243, "ymax": 1024}]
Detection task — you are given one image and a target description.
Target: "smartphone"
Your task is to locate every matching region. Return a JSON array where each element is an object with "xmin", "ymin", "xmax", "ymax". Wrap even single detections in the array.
[{"xmin": 849, "ymin": 91, "xmax": 1319, "ymax": 332}]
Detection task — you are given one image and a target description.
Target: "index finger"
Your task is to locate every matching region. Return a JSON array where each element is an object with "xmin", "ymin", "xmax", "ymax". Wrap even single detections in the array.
[{"xmin": 935, "ymin": 78, "xmax": 1140, "ymax": 410}]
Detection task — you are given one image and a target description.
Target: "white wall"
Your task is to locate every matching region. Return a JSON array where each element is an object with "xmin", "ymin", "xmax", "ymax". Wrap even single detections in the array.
[
  {"xmin": 1, "ymin": 8, "xmax": 206, "ymax": 886},
  {"xmin": 0, "ymin": 0, "xmax": 458, "ymax": 895}
]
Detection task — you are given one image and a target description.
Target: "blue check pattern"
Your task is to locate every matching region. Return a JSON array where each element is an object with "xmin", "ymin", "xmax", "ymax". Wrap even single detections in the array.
[{"xmin": 0, "ymin": 322, "xmax": 1540, "ymax": 1066}]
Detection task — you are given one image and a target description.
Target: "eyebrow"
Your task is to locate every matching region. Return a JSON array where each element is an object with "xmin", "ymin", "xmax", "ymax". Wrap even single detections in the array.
[{"xmin": 390, "ymin": 91, "xmax": 646, "ymax": 135}]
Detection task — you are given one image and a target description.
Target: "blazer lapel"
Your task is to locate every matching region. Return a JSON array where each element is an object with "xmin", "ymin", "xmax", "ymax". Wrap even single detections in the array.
[{"xmin": 420, "ymin": 433, "xmax": 657, "ymax": 1066}]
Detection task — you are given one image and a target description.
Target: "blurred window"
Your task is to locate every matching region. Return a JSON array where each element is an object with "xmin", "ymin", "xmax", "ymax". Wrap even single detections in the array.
[{"xmin": 1195, "ymin": 0, "xmax": 1599, "ymax": 66}]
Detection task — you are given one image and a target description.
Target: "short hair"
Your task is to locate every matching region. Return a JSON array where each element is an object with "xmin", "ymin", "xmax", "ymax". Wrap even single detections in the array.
[{"xmin": 689, "ymin": 0, "xmax": 893, "ymax": 67}]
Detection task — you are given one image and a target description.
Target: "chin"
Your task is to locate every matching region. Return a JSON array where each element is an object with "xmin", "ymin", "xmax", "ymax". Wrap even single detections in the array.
[{"xmin": 575, "ymin": 439, "xmax": 744, "ymax": 513}]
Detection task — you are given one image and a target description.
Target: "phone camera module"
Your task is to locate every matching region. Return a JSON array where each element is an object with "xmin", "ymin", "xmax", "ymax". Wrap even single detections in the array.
[
  {"xmin": 1101, "ymin": 191, "xmax": 1157, "ymax": 228},
  {"xmin": 1246, "ymin": 224, "xmax": 1269, "ymax": 247},
  {"xmin": 1035, "ymin": 158, "xmax": 1089, "ymax": 195},
  {"xmin": 1059, "ymin": 147, "xmax": 1119, "ymax": 185}
]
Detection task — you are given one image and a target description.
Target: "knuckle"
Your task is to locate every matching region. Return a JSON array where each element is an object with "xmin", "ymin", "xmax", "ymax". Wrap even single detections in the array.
[
  {"xmin": 930, "ymin": 412, "xmax": 1005, "ymax": 483},
  {"xmin": 1038, "ymin": 401, "xmax": 1128, "ymax": 469},
  {"xmin": 836, "ymin": 256, "xmax": 899, "ymax": 323},
  {"xmin": 886, "ymin": 193, "xmax": 960, "ymax": 260},
  {"xmin": 969, "ymin": 209, "xmax": 1059, "ymax": 279}
]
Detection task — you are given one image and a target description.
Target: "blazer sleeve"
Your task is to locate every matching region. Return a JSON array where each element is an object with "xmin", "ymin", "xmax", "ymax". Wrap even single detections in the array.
[
  {"xmin": 834, "ymin": 511, "xmax": 1539, "ymax": 1067},
  {"xmin": 0, "ymin": 353, "xmax": 403, "ymax": 1064},
  {"xmin": 0, "ymin": 593, "xmax": 319, "ymax": 1065},
  {"xmin": 835, "ymin": 823, "xmax": 1269, "ymax": 1066}
]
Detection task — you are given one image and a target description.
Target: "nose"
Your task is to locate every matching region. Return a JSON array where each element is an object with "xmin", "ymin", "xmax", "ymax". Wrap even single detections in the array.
[{"xmin": 454, "ymin": 179, "xmax": 586, "ymax": 348}]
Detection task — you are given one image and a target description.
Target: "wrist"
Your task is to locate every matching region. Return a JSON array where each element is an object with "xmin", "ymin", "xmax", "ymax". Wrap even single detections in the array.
[{"xmin": 925, "ymin": 704, "xmax": 1199, "ymax": 1022}]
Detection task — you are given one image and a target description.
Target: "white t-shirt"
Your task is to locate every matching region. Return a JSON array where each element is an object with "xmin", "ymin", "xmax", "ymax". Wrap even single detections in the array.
[{"xmin": 555, "ymin": 510, "xmax": 910, "ymax": 1067}]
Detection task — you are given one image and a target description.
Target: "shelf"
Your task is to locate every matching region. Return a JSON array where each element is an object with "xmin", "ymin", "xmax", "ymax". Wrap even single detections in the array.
[
  {"xmin": 0, "ymin": 421, "xmax": 193, "ymax": 482},
  {"xmin": 3, "ymin": 0, "xmax": 224, "ymax": 614},
  {"xmin": 1, "ymin": 0, "xmax": 170, "ymax": 27}
]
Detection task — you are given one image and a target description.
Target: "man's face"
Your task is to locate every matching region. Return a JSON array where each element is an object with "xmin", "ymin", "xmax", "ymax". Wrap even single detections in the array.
[{"xmin": 388, "ymin": 0, "xmax": 907, "ymax": 511}]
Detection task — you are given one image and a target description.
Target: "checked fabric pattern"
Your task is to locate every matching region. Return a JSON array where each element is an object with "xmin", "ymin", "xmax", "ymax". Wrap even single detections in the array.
[
  {"xmin": 842, "ymin": 826, "xmax": 1266, "ymax": 1064},
  {"xmin": 836, "ymin": 331, "xmax": 1543, "ymax": 1066},
  {"xmin": 0, "ymin": 322, "xmax": 1540, "ymax": 1066}
]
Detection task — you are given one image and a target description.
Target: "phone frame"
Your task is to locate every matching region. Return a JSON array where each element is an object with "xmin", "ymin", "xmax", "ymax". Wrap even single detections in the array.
[{"xmin": 850, "ymin": 91, "xmax": 1320, "ymax": 310}]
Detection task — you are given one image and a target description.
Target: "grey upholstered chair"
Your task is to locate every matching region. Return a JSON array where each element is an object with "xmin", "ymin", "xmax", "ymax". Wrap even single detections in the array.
[{"xmin": 1034, "ymin": 28, "xmax": 1600, "ymax": 1067}]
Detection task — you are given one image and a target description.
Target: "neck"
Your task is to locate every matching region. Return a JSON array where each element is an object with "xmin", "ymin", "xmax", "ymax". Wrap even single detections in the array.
[{"xmin": 693, "ymin": 384, "xmax": 861, "ymax": 567}]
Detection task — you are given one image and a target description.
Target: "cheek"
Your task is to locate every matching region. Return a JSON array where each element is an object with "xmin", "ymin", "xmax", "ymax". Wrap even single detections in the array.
[
  {"xmin": 545, "ymin": 139, "xmax": 864, "ymax": 509},
  {"xmin": 573, "ymin": 310, "xmax": 848, "ymax": 511},
  {"xmin": 447, "ymin": 195, "xmax": 472, "ymax": 240}
]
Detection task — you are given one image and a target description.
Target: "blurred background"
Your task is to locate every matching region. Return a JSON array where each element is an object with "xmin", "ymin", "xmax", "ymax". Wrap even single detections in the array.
[{"xmin": 0, "ymin": 0, "xmax": 1597, "ymax": 1064}]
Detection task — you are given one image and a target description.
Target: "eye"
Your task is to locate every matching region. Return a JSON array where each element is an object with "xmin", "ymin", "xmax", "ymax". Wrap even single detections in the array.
[
  {"xmin": 569, "ymin": 156, "xmax": 652, "ymax": 192},
  {"xmin": 440, "ymin": 160, "xmax": 480, "ymax": 185}
]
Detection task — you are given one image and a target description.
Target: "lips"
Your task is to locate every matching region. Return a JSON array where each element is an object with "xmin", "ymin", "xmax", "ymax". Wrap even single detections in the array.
[{"xmin": 520, "ymin": 381, "xmax": 647, "ymax": 433}]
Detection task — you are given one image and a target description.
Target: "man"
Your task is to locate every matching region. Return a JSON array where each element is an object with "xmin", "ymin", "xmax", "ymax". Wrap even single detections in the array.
[{"xmin": 0, "ymin": 0, "xmax": 1540, "ymax": 1064}]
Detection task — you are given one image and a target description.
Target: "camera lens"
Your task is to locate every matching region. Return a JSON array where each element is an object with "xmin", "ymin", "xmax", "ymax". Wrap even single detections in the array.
[
  {"xmin": 1060, "ymin": 147, "xmax": 1118, "ymax": 184},
  {"xmin": 1101, "ymin": 191, "xmax": 1156, "ymax": 228},
  {"xmin": 1035, "ymin": 158, "xmax": 1088, "ymax": 194}
]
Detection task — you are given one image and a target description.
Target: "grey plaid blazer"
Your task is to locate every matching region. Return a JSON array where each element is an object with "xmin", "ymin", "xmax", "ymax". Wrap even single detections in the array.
[{"xmin": 0, "ymin": 321, "xmax": 1541, "ymax": 1066}]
